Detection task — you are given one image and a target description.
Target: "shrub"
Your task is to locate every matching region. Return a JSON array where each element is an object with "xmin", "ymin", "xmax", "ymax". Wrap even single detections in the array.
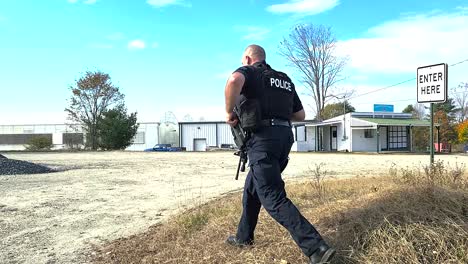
[
  {"xmin": 392, "ymin": 160, "xmax": 467, "ymax": 189},
  {"xmin": 25, "ymin": 136, "xmax": 53, "ymax": 151},
  {"xmin": 309, "ymin": 162, "xmax": 329, "ymax": 200}
]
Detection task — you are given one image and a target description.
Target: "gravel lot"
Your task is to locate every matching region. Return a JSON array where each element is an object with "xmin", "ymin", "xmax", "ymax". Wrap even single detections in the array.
[{"xmin": 0, "ymin": 151, "xmax": 466, "ymax": 264}]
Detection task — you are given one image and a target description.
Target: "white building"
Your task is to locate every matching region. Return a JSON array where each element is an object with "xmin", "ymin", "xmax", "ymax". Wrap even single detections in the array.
[
  {"xmin": 0, "ymin": 123, "xmax": 84, "ymax": 151},
  {"xmin": 299, "ymin": 112, "xmax": 431, "ymax": 152},
  {"xmin": 0, "ymin": 122, "xmax": 160, "ymax": 151},
  {"xmin": 178, "ymin": 121, "xmax": 235, "ymax": 151},
  {"xmin": 125, "ymin": 122, "xmax": 160, "ymax": 151},
  {"xmin": 0, "ymin": 113, "xmax": 431, "ymax": 153},
  {"xmin": 178, "ymin": 120, "xmax": 316, "ymax": 152}
]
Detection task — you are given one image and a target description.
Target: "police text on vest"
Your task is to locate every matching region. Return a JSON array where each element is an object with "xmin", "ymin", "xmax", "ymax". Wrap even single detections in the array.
[{"xmin": 270, "ymin": 78, "xmax": 291, "ymax": 91}]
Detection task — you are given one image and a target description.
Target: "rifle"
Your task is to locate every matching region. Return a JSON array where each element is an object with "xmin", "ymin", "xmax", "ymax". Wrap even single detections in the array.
[
  {"xmin": 231, "ymin": 119, "xmax": 249, "ymax": 180},
  {"xmin": 233, "ymin": 147, "xmax": 248, "ymax": 180}
]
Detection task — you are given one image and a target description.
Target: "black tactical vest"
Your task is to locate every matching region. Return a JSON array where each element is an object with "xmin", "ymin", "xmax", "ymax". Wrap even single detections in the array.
[
  {"xmin": 256, "ymin": 63, "xmax": 295, "ymax": 120},
  {"xmin": 235, "ymin": 62, "xmax": 295, "ymax": 132}
]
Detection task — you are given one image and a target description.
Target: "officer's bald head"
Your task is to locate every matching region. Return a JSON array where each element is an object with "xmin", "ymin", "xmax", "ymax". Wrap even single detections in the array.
[{"xmin": 242, "ymin": 44, "xmax": 266, "ymax": 65}]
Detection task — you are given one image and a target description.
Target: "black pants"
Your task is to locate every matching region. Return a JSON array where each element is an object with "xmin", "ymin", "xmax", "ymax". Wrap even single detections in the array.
[{"xmin": 236, "ymin": 126, "xmax": 323, "ymax": 257}]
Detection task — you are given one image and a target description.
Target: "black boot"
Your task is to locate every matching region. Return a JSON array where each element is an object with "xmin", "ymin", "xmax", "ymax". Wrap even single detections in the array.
[
  {"xmin": 225, "ymin": 235, "xmax": 253, "ymax": 248},
  {"xmin": 309, "ymin": 244, "xmax": 335, "ymax": 264}
]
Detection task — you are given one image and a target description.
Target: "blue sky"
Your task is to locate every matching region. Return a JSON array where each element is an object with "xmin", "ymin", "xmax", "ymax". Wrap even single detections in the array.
[{"xmin": 0, "ymin": 0, "xmax": 467, "ymax": 124}]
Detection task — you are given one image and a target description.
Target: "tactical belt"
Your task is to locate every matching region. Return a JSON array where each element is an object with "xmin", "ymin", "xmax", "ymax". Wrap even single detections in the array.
[{"xmin": 260, "ymin": 118, "xmax": 291, "ymax": 127}]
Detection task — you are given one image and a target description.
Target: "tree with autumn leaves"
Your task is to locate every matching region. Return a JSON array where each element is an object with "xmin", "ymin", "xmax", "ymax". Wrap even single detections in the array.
[
  {"xmin": 403, "ymin": 92, "xmax": 467, "ymax": 151},
  {"xmin": 457, "ymin": 120, "xmax": 468, "ymax": 144}
]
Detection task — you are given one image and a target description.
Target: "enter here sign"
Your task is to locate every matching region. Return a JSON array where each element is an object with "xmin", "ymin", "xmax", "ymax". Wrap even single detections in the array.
[{"xmin": 417, "ymin": 63, "xmax": 448, "ymax": 103}]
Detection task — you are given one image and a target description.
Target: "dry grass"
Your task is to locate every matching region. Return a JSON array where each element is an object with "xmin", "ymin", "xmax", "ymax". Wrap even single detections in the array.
[{"xmin": 92, "ymin": 162, "xmax": 468, "ymax": 264}]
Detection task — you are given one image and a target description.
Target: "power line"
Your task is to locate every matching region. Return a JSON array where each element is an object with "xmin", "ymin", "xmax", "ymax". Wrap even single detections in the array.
[
  {"xmin": 449, "ymin": 58, "xmax": 468, "ymax": 67},
  {"xmin": 350, "ymin": 89, "xmax": 468, "ymax": 107},
  {"xmin": 347, "ymin": 57, "xmax": 468, "ymax": 100},
  {"xmin": 348, "ymin": 78, "xmax": 415, "ymax": 100}
]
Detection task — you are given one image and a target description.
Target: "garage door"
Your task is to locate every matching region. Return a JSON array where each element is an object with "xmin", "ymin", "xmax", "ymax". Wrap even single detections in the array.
[{"xmin": 193, "ymin": 138, "xmax": 207, "ymax": 151}]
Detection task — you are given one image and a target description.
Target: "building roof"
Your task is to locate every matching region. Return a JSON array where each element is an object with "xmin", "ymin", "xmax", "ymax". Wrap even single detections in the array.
[
  {"xmin": 356, "ymin": 117, "xmax": 430, "ymax": 127},
  {"xmin": 351, "ymin": 112, "xmax": 412, "ymax": 119},
  {"xmin": 179, "ymin": 120, "xmax": 317, "ymax": 126},
  {"xmin": 305, "ymin": 120, "xmax": 342, "ymax": 127},
  {"xmin": 178, "ymin": 121, "xmax": 226, "ymax": 125}
]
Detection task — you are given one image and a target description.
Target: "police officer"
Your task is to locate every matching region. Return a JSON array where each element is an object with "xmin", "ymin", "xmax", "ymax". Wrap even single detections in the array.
[{"xmin": 224, "ymin": 44, "xmax": 335, "ymax": 264}]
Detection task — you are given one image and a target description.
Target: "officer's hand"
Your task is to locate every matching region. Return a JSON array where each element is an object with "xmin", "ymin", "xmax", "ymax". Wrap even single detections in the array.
[{"xmin": 226, "ymin": 112, "xmax": 239, "ymax": 127}]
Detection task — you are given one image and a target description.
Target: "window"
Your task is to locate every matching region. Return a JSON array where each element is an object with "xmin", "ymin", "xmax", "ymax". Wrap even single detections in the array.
[
  {"xmin": 388, "ymin": 126, "xmax": 408, "ymax": 150},
  {"xmin": 63, "ymin": 133, "xmax": 84, "ymax": 145},
  {"xmin": 132, "ymin": 132, "xmax": 145, "ymax": 144},
  {"xmin": 296, "ymin": 126, "xmax": 306, "ymax": 141},
  {"xmin": 23, "ymin": 126, "xmax": 34, "ymax": 134},
  {"xmin": 364, "ymin": 129, "xmax": 374, "ymax": 138},
  {"xmin": 0, "ymin": 134, "xmax": 52, "ymax": 144}
]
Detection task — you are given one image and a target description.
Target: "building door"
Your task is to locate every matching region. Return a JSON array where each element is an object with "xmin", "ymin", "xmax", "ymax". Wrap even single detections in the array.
[
  {"xmin": 330, "ymin": 126, "xmax": 338, "ymax": 151},
  {"xmin": 194, "ymin": 138, "xmax": 207, "ymax": 151},
  {"xmin": 388, "ymin": 126, "xmax": 409, "ymax": 150},
  {"xmin": 380, "ymin": 126, "xmax": 388, "ymax": 150},
  {"xmin": 317, "ymin": 126, "xmax": 324, "ymax": 151}
]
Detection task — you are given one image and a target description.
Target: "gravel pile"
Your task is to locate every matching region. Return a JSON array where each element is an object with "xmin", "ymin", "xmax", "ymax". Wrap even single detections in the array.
[{"xmin": 0, "ymin": 158, "xmax": 55, "ymax": 175}]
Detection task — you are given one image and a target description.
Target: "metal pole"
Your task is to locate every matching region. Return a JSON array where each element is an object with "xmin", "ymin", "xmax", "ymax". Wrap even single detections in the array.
[
  {"xmin": 430, "ymin": 103, "xmax": 434, "ymax": 164},
  {"xmin": 376, "ymin": 126, "xmax": 380, "ymax": 153},
  {"xmin": 342, "ymin": 100, "xmax": 346, "ymax": 140},
  {"xmin": 343, "ymin": 100, "xmax": 345, "ymax": 115},
  {"xmin": 409, "ymin": 126, "xmax": 413, "ymax": 152},
  {"xmin": 437, "ymin": 126, "xmax": 440, "ymax": 153}
]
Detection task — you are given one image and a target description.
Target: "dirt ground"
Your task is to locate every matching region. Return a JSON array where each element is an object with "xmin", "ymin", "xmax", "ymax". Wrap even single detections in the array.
[{"xmin": 0, "ymin": 151, "xmax": 466, "ymax": 264}]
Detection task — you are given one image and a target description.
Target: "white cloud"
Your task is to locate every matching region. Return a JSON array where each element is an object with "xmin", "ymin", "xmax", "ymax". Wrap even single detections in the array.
[
  {"xmin": 337, "ymin": 10, "xmax": 468, "ymax": 74},
  {"xmin": 147, "ymin": 0, "xmax": 191, "ymax": 8},
  {"xmin": 67, "ymin": 0, "xmax": 78, "ymax": 3},
  {"xmin": 234, "ymin": 26, "xmax": 271, "ymax": 41},
  {"xmin": 128, "ymin": 40, "xmax": 146, "ymax": 50},
  {"xmin": 266, "ymin": 0, "xmax": 339, "ymax": 16}
]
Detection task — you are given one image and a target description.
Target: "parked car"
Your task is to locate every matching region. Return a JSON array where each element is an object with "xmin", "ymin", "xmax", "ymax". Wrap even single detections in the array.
[{"xmin": 144, "ymin": 144, "xmax": 183, "ymax": 152}]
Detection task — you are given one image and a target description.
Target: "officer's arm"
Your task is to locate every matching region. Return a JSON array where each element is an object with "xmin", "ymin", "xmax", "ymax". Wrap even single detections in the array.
[
  {"xmin": 291, "ymin": 88, "xmax": 305, "ymax": 121},
  {"xmin": 291, "ymin": 109, "xmax": 305, "ymax": 121},
  {"xmin": 224, "ymin": 72, "xmax": 245, "ymax": 113}
]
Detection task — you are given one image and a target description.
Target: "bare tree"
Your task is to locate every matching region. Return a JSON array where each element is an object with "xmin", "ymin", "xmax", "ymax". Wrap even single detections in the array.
[
  {"xmin": 413, "ymin": 103, "xmax": 427, "ymax": 120},
  {"xmin": 279, "ymin": 24, "xmax": 347, "ymax": 121},
  {"xmin": 403, "ymin": 103, "xmax": 426, "ymax": 120},
  {"xmin": 452, "ymin": 82, "xmax": 468, "ymax": 123},
  {"xmin": 65, "ymin": 70, "xmax": 124, "ymax": 150}
]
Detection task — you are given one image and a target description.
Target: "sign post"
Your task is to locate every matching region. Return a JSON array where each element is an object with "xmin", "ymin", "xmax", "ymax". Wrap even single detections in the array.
[{"xmin": 417, "ymin": 63, "xmax": 448, "ymax": 164}]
